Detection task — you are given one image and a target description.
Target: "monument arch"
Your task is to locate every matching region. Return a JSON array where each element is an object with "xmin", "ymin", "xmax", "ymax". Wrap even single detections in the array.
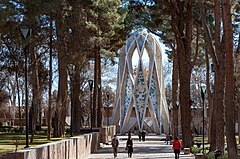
[{"xmin": 111, "ymin": 31, "xmax": 169, "ymax": 135}]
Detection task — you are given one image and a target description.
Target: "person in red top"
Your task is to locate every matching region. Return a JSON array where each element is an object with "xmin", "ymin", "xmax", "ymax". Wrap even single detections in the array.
[{"xmin": 172, "ymin": 137, "xmax": 182, "ymax": 159}]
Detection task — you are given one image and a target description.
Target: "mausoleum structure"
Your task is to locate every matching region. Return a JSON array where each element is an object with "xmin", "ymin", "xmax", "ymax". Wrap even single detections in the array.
[{"xmin": 111, "ymin": 31, "xmax": 169, "ymax": 134}]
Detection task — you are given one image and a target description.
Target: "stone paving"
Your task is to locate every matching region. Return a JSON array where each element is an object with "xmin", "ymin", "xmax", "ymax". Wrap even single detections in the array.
[{"xmin": 88, "ymin": 135, "xmax": 195, "ymax": 159}]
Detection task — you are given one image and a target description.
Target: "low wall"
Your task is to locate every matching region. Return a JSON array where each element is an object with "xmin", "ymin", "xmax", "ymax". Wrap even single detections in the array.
[
  {"xmin": 2, "ymin": 132, "xmax": 100, "ymax": 159},
  {"xmin": 100, "ymin": 125, "xmax": 116, "ymax": 144}
]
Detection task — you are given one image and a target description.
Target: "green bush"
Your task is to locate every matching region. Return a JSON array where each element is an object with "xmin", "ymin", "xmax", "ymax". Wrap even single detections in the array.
[
  {"xmin": 203, "ymin": 151, "xmax": 228, "ymax": 159},
  {"xmin": 203, "ymin": 151, "xmax": 215, "ymax": 159},
  {"xmin": 191, "ymin": 146, "xmax": 201, "ymax": 154},
  {"xmin": 219, "ymin": 154, "xmax": 228, "ymax": 159}
]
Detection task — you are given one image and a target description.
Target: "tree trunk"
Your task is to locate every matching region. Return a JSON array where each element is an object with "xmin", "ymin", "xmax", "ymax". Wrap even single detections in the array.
[
  {"xmin": 180, "ymin": 1, "xmax": 193, "ymax": 148},
  {"xmin": 172, "ymin": 52, "xmax": 179, "ymax": 138},
  {"xmin": 168, "ymin": 1, "xmax": 193, "ymax": 148},
  {"xmin": 53, "ymin": 7, "xmax": 68, "ymax": 137},
  {"xmin": 213, "ymin": 62, "xmax": 225, "ymax": 152},
  {"xmin": 222, "ymin": 0, "xmax": 238, "ymax": 157},
  {"xmin": 205, "ymin": 47, "xmax": 213, "ymax": 144},
  {"xmin": 97, "ymin": 47, "xmax": 103, "ymax": 128},
  {"xmin": 93, "ymin": 50, "xmax": 97, "ymax": 128},
  {"xmin": 30, "ymin": 45, "xmax": 41, "ymax": 143},
  {"xmin": 54, "ymin": 52, "xmax": 68, "ymax": 137},
  {"xmin": 72, "ymin": 64, "xmax": 82, "ymax": 133},
  {"xmin": 178, "ymin": 45, "xmax": 193, "ymax": 148},
  {"xmin": 199, "ymin": 0, "xmax": 226, "ymax": 151},
  {"xmin": 213, "ymin": 0, "xmax": 225, "ymax": 152},
  {"xmin": 67, "ymin": 0, "xmax": 84, "ymax": 133},
  {"xmin": 47, "ymin": 16, "xmax": 53, "ymax": 140},
  {"xmin": 236, "ymin": 34, "xmax": 240, "ymax": 144}
]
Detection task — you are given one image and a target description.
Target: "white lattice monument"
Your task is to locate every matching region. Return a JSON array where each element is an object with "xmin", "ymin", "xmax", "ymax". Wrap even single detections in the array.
[{"xmin": 111, "ymin": 31, "xmax": 170, "ymax": 134}]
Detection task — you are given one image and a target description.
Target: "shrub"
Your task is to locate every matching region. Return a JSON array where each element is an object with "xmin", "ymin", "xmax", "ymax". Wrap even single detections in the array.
[
  {"xmin": 219, "ymin": 154, "xmax": 228, "ymax": 159},
  {"xmin": 203, "ymin": 151, "xmax": 228, "ymax": 159},
  {"xmin": 191, "ymin": 146, "xmax": 201, "ymax": 154},
  {"xmin": 203, "ymin": 151, "xmax": 215, "ymax": 159}
]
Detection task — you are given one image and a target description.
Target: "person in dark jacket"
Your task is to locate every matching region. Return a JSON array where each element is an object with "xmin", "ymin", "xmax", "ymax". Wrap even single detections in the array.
[
  {"xmin": 172, "ymin": 137, "xmax": 182, "ymax": 159},
  {"xmin": 142, "ymin": 130, "xmax": 146, "ymax": 141},
  {"xmin": 126, "ymin": 132, "xmax": 133, "ymax": 158},
  {"xmin": 138, "ymin": 131, "xmax": 142, "ymax": 141},
  {"xmin": 111, "ymin": 135, "xmax": 119, "ymax": 158},
  {"xmin": 166, "ymin": 133, "xmax": 173, "ymax": 145}
]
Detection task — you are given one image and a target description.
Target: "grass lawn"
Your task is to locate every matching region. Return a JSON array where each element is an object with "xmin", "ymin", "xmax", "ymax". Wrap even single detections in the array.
[{"xmin": 0, "ymin": 132, "xmax": 69, "ymax": 155}]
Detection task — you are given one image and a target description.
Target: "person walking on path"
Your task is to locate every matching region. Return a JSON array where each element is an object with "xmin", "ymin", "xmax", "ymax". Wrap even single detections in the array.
[
  {"xmin": 165, "ymin": 134, "xmax": 169, "ymax": 145},
  {"xmin": 166, "ymin": 133, "xmax": 173, "ymax": 145},
  {"xmin": 126, "ymin": 132, "xmax": 133, "ymax": 158},
  {"xmin": 138, "ymin": 131, "xmax": 142, "ymax": 141},
  {"xmin": 142, "ymin": 130, "xmax": 146, "ymax": 141},
  {"xmin": 172, "ymin": 137, "xmax": 182, "ymax": 159},
  {"xmin": 111, "ymin": 135, "xmax": 119, "ymax": 158},
  {"xmin": 169, "ymin": 134, "xmax": 173, "ymax": 144}
]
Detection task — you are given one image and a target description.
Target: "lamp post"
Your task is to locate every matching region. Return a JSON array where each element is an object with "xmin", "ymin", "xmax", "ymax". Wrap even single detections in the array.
[
  {"xmin": 20, "ymin": 25, "xmax": 31, "ymax": 148},
  {"xmin": 201, "ymin": 84, "xmax": 206, "ymax": 152},
  {"xmin": 106, "ymin": 92, "xmax": 110, "ymax": 127},
  {"xmin": 88, "ymin": 80, "xmax": 93, "ymax": 132}
]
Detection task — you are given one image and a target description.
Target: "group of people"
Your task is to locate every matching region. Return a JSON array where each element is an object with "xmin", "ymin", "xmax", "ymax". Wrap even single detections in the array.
[
  {"xmin": 111, "ymin": 132, "xmax": 133, "ymax": 158},
  {"xmin": 111, "ymin": 132, "xmax": 182, "ymax": 159},
  {"xmin": 137, "ymin": 130, "xmax": 146, "ymax": 141}
]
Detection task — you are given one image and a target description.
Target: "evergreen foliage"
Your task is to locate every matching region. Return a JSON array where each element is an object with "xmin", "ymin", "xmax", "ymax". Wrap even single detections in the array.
[{"xmin": 0, "ymin": 0, "xmax": 128, "ymax": 138}]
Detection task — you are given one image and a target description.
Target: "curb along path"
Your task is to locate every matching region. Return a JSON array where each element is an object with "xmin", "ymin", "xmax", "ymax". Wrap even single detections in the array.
[{"xmin": 88, "ymin": 135, "xmax": 195, "ymax": 159}]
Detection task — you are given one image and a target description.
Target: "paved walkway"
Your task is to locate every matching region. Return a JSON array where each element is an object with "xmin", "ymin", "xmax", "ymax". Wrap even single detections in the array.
[{"xmin": 88, "ymin": 135, "xmax": 195, "ymax": 159}]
